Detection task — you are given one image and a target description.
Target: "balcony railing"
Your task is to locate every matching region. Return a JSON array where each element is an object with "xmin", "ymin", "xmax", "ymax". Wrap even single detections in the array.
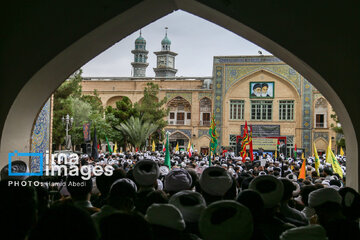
[
  {"xmin": 168, "ymin": 120, "xmax": 190, "ymax": 125},
  {"xmin": 316, "ymin": 122, "xmax": 325, "ymax": 128},
  {"xmin": 200, "ymin": 120, "xmax": 210, "ymax": 126}
]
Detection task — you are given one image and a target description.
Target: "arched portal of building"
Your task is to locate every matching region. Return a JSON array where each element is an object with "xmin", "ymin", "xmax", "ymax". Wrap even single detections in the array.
[
  {"xmin": 315, "ymin": 138, "xmax": 328, "ymax": 156},
  {"xmin": 169, "ymin": 131, "xmax": 189, "ymax": 151},
  {"xmin": 167, "ymin": 96, "xmax": 191, "ymax": 126},
  {"xmin": 138, "ymin": 96, "xmax": 158, "ymax": 105},
  {"xmin": 106, "ymin": 96, "xmax": 132, "ymax": 108}
]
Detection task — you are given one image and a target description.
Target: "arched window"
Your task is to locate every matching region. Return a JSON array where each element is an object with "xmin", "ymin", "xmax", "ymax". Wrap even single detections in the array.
[
  {"xmin": 199, "ymin": 97, "xmax": 212, "ymax": 126},
  {"xmin": 314, "ymin": 98, "xmax": 328, "ymax": 128},
  {"xmin": 167, "ymin": 96, "xmax": 191, "ymax": 125}
]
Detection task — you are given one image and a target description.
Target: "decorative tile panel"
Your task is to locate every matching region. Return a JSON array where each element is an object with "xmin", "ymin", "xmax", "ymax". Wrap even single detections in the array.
[
  {"xmin": 198, "ymin": 92, "xmax": 213, "ymax": 100},
  {"xmin": 198, "ymin": 129, "xmax": 210, "ymax": 138},
  {"xmin": 30, "ymin": 99, "xmax": 51, "ymax": 173},
  {"xmin": 313, "ymin": 92, "xmax": 323, "ymax": 101},
  {"xmin": 214, "ymin": 56, "xmax": 282, "ymax": 64},
  {"xmin": 213, "ymin": 66, "xmax": 223, "ymax": 150},
  {"xmin": 302, "ymin": 78, "xmax": 312, "ymax": 156},
  {"xmin": 166, "ymin": 92, "xmax": 192, "ymax": 103},
  {"xmin": 165, "ymin": 128, "xmax": 192, "ymax": 139},
  {"xmin": 224, "ymin": 65, "xmax": 301, "ymax": 94},
  {"xmin": 314, "ymin": 132, "xmax": 329, "ymax": 141}
]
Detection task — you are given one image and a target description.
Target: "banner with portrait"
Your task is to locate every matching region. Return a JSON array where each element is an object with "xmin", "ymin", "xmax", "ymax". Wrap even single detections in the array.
[{"xmin": 250, "ymin": 82, "xmax": 274, "ymax": 98}]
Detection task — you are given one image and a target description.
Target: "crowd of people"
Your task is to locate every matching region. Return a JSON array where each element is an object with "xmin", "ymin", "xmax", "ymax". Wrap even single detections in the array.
[{"xmin": 0, "ymin": 149, "xmax": 359, "ymax": 240}]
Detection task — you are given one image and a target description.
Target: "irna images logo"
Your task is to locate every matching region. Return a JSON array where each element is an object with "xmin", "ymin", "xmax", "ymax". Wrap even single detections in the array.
[
  {"xmin": 8, "ymin": 150, "xmax": 43, "ymax": 176},
  {"xmin": 8, "ymin": 151, "xmax": 114, "ymax": 180}
]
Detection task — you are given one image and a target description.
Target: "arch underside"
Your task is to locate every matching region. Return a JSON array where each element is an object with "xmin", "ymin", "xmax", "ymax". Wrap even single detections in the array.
[{"xmin": 0, "ymin": 0, "xmax": 357, "ymax": 189}]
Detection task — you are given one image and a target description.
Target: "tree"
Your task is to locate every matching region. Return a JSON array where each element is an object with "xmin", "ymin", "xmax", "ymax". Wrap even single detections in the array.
[
  {"xmin": 330, "ymin": 111, "xmax": 345, "ymax": 149},
  {"xmin": 52, "ymin": 70, "xmax": 111, "ymax": 150},
  {"xmin": 52, "ymin": 70, "xmax": 83, "ymax": 148},
  {"xmin": 81, "ymin": 89, "xmax": 104, "ymax": 114},
  {"xmin": 134, "ymin": 82, "xmax": 168, "ymax": 142},
  {"xmin": 116, "ymin": 116, "xmax": 158, "ymax": 150},
  {"xmin": 105, "ymin": 96, "xmax": 139, "ymax": 148},
  {"xmin": 69, "ymin": 97, "xmax": 93, "ymax": 145}
]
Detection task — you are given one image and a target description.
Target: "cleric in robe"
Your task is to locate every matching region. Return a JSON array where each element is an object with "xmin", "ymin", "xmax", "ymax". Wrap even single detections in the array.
[
  {"xmin": 251, "ymin": 83, "xmax": 262, "ymax": 97},
  {"xmin": 250, "ymin": 82, "xmax": 274, "ymax": 98}
]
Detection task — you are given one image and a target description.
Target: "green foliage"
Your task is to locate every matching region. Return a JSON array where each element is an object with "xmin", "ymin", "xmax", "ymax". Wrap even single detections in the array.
[
  {"xmin": 105, "ymin": 96, "xmax": 139, "ymax": 147},
  {"xmin": 53, "ymin": 78, "xmax": 168, "ymax": 151},
  {"xmin": 52, "ymin": 70, "xmax": 83, "ymax": 147},
  {"xmin": 104, "ymin": 83, "xmax": 168, "ymax": 148},
  {"xmin": 81, "ymin": 89, "xmax": 104, "ymax": 114},
  {"xmin": 69, "ymin": 97, "xmax": 93, "ymax": 145},
  {"xmin": 116, "ymin": 116, "xmax": 158, "ymax": 150},
  {"xmin": 330, "ymin": 111, "xmax": 345, "ymax": 148},
  {"xmin": 134, "ymin": 82, "xmax": 168, "ymax": 142},
  {"xmin": 106, "ymin": 96, "xmax": 138, "ymax": 122},
  {"xmin": 52, "ymin": 70, "xmax": 111, "ymax": 149}
]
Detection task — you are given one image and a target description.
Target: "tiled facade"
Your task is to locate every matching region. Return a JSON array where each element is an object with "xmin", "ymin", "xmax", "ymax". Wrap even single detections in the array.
[
  {"xmin": 81, "ymin": 56, "xmax": 337, "ymax": 156},
  {"xmin": 30, "ymin": 99, "xmax": 51, "ymax": 172}
]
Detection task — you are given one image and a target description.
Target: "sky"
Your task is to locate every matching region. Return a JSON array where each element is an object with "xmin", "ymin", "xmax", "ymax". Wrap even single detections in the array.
[{"xmin": 81, "ymin": 10, "xmax": 272, "ymax": 77}]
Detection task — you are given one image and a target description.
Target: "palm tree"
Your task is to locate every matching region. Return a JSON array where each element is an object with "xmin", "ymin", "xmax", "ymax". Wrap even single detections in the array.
[{"xmin": 116, "ymin": 116, "xmax": 158, "ymax": 150}]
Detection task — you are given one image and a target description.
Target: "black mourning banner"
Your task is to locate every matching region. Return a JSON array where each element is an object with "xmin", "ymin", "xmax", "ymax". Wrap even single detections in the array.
[{"xmin": 241, "ymin": 125, "xmax": 280, "ymax": 137}]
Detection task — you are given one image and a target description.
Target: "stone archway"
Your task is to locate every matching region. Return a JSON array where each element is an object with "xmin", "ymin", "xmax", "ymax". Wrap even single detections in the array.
[
  {"xmin": 169, "ymin": 131, "xmax": 190, "ymax": 151},
  {"xmin": 314, "ymin": 137, "xmax": 328, "ymax": 156},
  {"xmin": 106, "ymin": 96, "xmax": 132, "ymax": 108},
  {"xmin": 0, "ymin": 0, "xmax": 357, "ymax": 189}
]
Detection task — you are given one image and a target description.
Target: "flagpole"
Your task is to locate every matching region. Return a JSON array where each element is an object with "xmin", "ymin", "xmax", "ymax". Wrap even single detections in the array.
[{"xmin": 164, "ymin": 131, "xmax": 171, "ymax": 169}]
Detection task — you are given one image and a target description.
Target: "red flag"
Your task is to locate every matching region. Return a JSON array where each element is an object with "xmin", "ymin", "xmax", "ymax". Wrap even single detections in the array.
[
  {"xmin": 97, "ymin": 143, "xmax": 100, "ymax": 150},
  {"xmin": 240, "ymin": 121, "xmax": 250, "ymax": 161},
  {"xmin": 188, "ymin": 145, "xmax": 193, "ymax": 157},
  {"xmin": 163, "ymin": 144, "xmax": 166, "ymax": 152},
  {"xmin": 249, "ymin": 125, "xmax": 254, "ymax": 161},
  {"xmin": 222, "ymin": 149, "xmax": 228, "ymax": 157}
]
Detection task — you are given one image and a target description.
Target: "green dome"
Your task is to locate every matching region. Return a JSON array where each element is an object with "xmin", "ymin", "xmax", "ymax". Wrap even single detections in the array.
[
  {"xmin": 135, "ymin": 36, "xmax": 146, "ymax": 44},
  {"xmin": 161, "ymin": 35, "xmax": 171, "ymax": 45}
]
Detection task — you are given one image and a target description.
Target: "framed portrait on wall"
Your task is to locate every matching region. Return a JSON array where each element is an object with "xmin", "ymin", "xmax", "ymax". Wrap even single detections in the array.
[{"xmin": 250, "ymin": 82, "xmax": 274, "ymax": 98}]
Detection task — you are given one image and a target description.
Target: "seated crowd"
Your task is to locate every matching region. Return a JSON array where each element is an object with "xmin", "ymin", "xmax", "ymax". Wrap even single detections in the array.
[{"xmin": 0, "ymin": 150, "xmax": 359, "ymax": 240}]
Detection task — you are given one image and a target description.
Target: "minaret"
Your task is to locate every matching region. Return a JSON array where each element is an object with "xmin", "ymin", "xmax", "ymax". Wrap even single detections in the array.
[
  {"xmin": 131, "ymin": 30, "xmax": 149, "ymax": 77},
  {"xmin": 153, "ymin": 27, "xmax": 178, "ymax": 77}
]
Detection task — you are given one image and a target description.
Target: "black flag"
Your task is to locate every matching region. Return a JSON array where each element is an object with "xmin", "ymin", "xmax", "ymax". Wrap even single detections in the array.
[{"xmin": 91, "ymin": 126, "xmax": 99, "ymax": 160}]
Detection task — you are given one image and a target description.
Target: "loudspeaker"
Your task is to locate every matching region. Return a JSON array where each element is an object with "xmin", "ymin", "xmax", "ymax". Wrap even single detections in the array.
[{"xmin": 86, "ymin": 143, "xmax": 92, "ymax": 155}]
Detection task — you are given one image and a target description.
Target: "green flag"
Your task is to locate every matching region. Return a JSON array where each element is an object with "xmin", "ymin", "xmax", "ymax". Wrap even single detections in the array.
[
  {"xmin": 105, "ymin": 135, "xmax": 113, "ymax": 154},
  {"xmin": 326, "ymin": 139, "xmax": 343, "ymax": 178},
  {"xmin": 209, "ymin": 113, "xmax": 218, "ymax": 166},
  {"xmin": 313, "ymin": 142, "xmax": 320, "ymax": 175},
  {"xmin": 164, "ymin": 132, "xmax": 171, "ymax": 169}
]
